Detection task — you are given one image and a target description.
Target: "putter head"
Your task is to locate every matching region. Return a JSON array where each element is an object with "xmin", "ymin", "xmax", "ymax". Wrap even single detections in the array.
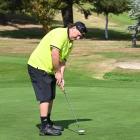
[{"xmin": 78, "ymin": 129, "xmax": 85, "ymax": 135}]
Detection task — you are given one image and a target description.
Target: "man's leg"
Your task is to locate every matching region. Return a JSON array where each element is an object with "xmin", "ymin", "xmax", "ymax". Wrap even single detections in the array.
[
  {"xmin": 40, "ymin": 102, "xmax": 50, "ymax": 117},
  {"xmin": 40, "ymin": 102, "xmax": 50, "ymax": 128},
  {"xmin": 46, "ymin": 100, "xmax": 64, "ymax": 131},
  {"xmin": 28, "ymin": 66, "xmax": 61, "ymax": 135},
  {"xmin": 39, "ymin": 101, "xmax": 62, "ymax": 136},
  {"xmin": 39, "ymin": 101, "xmax": 53, "ymax": 128},
  {"xmin": 48, "ymin": 100, "xmax": 53, "ymax": 115},
  {"xmin": 46, "ymin": 100, "xmax": 53, "ymax": 122}
]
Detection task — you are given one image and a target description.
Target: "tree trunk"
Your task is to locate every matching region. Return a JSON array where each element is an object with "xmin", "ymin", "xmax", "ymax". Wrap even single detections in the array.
[
  {"xmin": 42, "ymin": 24, "xmax": 51, "ymax": 33},
  {"xmin": 61, "ymin": 0, "xmax": 73, "ymax": 27},
  {"xmin": 132, "ymin": 34, "xmax": 137, "ymax": 48},
  {"xmin": 105, "ymin": 13, "xmax": 109, "ymax": 40},
  {"xmin": 132, "ymin": 28, "xmax": 138, "ymax": 48},
  {"xmin": 0, "ymin": 13, "xmax": 7, "ymax": 25}
]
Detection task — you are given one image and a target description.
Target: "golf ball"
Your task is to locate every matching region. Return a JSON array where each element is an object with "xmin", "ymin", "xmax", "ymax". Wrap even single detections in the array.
[{"xmin": 78, "ymin": 129, "xmax": 85, "ymax": 135}]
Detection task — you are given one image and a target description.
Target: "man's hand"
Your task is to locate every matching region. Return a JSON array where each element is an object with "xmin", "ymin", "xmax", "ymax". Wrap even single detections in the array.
[
  {"xmin": 59, "ymin": 61, "xmax": 65, "ymax": 91},
  {"xmin": 55, "ymin": 71, "xmax": 65, "ymax": 91},
  {"xmin": 51, "ymin": 47, "xmax": 66, "ymax": 91},
  {"xmin": 60, "ymin": 79, "xmax": 65, "ymax": 91},
  {"xmin": 55, "ymin": 71, "xmax": 62, "ymax": 86}
]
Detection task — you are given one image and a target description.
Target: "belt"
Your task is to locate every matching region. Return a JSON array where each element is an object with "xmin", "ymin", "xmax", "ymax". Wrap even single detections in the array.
[{"xmin": 28, "ymin": 64, "xmax": 54, "ymax": 76}]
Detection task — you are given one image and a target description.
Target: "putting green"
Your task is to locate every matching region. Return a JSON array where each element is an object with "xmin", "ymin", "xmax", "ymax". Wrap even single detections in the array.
[{"xmin": 0, "ymin": 84, "xmax": 140, "ymax": 140}]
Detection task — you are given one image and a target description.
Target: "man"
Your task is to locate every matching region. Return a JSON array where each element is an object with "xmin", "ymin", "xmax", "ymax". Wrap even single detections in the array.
[{"xmin": 27, "ymin": 21, "xmax": 87, "ymax": 136}]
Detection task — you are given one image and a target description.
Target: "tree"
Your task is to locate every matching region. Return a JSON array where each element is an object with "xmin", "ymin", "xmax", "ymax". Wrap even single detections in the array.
[
  {"xmin": 60, "ymin": 0, "xmax": 93, "ymax": 27},
  {"xmin": 0, "ymin": 0, "xmax": 23, "ymax": 24},
  {"xmin": 128, "ymin": 0, "xmax": 140, "ymax": 47},
  {"xmin": 27, "ymin": 0, "xmax": 56, "ymax": 32},
  {"xmin": 61, "ymin": 0, "xmax": 73, "ymax": 27},
  {"xmin": 8, "ymin": 0, "xmax": 23, "ymax": 13},
  {"xmin": 27, "ymin": 0, "xmax": 93, "ymax": 29},
  {"xmin": 75, "ymin": 1, "xmax": 93, "ymax": 19},
  {"xmin": 0, "ymin": 0, "xmax": 23, "ymax": 13},
  {"xmin": 129, "ymin": 0, "xmax": 140, "ymax": 21},
  {"xmin": 0, "ymin": 0, "xmax": 8, "ymax": 24},
  {"xmin": 25, "ymin": 0, "xmax": 68, "ymax": 32},
  {"xmin": 93, "ymin": 0, "xmax": 130, "ymax": 39}
]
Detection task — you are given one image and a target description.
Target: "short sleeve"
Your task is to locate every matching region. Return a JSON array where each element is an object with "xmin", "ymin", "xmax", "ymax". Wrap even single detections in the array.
[
  {"xmin": 50, "ymin": 31, "xmax": 66, "ymax": 50},
  {"xmin": 64, "ymin": 47, "xmax": 73, "ymax": 60}
]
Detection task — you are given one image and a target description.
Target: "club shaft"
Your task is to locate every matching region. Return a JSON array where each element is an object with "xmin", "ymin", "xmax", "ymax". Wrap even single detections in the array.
[{"xmin": 64, "ymin": 91, "xmax": 80, "ymax": 128}]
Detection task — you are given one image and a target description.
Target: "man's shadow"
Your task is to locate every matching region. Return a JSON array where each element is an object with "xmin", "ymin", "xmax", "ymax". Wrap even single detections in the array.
[{"xmin": 36, "ymin": 118, "xmax": 91, "ymax": 130}]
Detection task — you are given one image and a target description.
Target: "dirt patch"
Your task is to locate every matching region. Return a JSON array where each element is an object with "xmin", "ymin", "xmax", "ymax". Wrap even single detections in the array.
[
  {"xmin": 87, "ymin": 60, "xmax": 140, "ymax": 79},
  {"xmin": 87, "ymin": 58, "xmax": 117, "ymax": 79},
  {"xmin": 116, "ymin": 61, "xmax": 140, "ymax": 70}
]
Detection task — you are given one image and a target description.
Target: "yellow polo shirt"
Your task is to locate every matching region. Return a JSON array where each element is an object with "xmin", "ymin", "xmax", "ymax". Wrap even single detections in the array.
[{"xmin": 28, "ymin": 28, "xmax": 73, "ymax": 74}]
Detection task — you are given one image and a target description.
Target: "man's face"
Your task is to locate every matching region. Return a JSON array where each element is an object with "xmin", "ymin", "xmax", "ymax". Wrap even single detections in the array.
[{"xmin": 69, "ymin": 26, "xmax": 83, "ymax": 41}]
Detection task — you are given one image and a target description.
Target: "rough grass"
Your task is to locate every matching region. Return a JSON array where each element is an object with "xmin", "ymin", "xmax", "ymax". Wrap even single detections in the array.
[
  {"xmin": 0, "ymin": 38, "xmax": 140, "ymax": 80},
  {"xmin": 104, "ymin": 68, "xmax": 140, "ymax": 82}
]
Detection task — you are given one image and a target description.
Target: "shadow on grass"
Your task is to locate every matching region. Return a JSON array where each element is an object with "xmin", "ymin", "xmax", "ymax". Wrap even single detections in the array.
[
  {"xmin": 36, "ymin": 118, "xmax": 91, "ymax": 130},
  {"xmin": 135, "ymin": 44, "xmax": 140, "ymax": 48},
  {"xmin": 0, "ymin": 27, "xmax": 45, "ymax": 39},
  {"xmin": 0, "ymin": 22, "xmax": 63, "ymax": 39},
  {"xmin": 0, "ymin": 13, "xmax": 63, "ymax": 39},
  {"xmin": 0, "ymin": 25, "xmax": 138, "ymax": 41},
  {"xmin": 87, "ymin": 27, "xmax": 133, "ymax": 40}
]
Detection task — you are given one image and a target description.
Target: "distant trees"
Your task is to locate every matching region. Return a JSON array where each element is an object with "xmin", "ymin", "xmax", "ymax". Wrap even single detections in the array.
[
  {"xmin": 61, "ymin": 0, "xmax": 93, "ymax": 27},
  {"xmin": 0, "ymin": 0, "xmax": 92, "ymax": 32},
  {"xmin": 0, "ymin": 0, "xmax": 23, "ymax": 13},
  {"xmin": 0, "ymin": 0, "xmax": 23, "ymax": 24},
  {"xmin": 75, "ymin": 1, "xmax": 93, "ymax": 19},
  {"xmin": 0, "ymin": 0, "xmax": 8, "ymax": 24},
  {"xmin": 0, "ymin": 0, "xmax": 133, "ymax": 38},
  {"xmin": 129, "ymin": 0, "xmax": 140, "ymax": 21},
  {"xmin": 26, "ymin": 0, "xmax": 56, "ymax": 32},
  {"xmin": 30, "ymin": 0, "xmax": 93, "ymax": 29},
  {"xmin": 92, "ymin": 0, "xmax": 131, "ymax": 39},
  {"xmin": 128, "ymin": 0, "xmax": 140, "ymax": 47}
]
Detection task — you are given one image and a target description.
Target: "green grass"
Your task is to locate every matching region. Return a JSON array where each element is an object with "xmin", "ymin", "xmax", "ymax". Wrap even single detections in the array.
[
  {"xmin": 95, "ymin": 52, "xmax": 140, "ymax": 59},
  {"xmin": 0, "ymin": 28, "xmax": 44, "ymax": 39},
  {"xmin": 1, "ymin": 46, "xmax": 140, "ymax": 140},
  {"xmin": 1, "ymin": 84, "xmax": 140, "ymax": 140},
  {"xmin": 104, "ymin": 68, "xmax": 140, "ymax": 82},
  {"xmin": 1, "ymin": 12, "xmax": 140, "ymax": 140},
  {"xmin": 109, "ymin": 13, "xmax": 136, "ymax": 26}
]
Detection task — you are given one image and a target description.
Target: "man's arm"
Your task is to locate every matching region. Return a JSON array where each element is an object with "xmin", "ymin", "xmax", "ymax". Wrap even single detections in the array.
[
  {"xmin": 60, "ymin": 61, "xmax": 66, "ymax": 78},
  {"xmin": 60, "ymin": 61, "xmax": 66, "ymax": 90},
  {"xmin": 51, "ymin": 47, "xmax": 61, "ymax": 72},
  {"xmin": 51, "ymin": 47, "xmax": 62, "ymax": 83},
  {"xmin": 51, "ymin": 47, "xmax": 66, "ymax": 90}
]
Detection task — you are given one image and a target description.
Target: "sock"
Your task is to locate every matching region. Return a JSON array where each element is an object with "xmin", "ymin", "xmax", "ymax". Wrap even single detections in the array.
[
  {"xmin": 40, "ymin": 116, "xmax": 47, "ymax": 128},
  {"xmin": 47, "ymin": 113, "xmax": 50, "ymax": 120},
  {"xmin": 47, "ymin": 113, "xmax": 52, "ymax": 124}
]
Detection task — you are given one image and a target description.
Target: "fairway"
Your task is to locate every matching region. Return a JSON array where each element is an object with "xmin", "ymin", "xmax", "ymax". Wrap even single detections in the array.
[
  {"xmin": 0, "ymin": 53, "xmax": 140, "ymax": 140},
  {"xmin": 0, "ymin": 9, "xmax": 140, "ymax": 140}
]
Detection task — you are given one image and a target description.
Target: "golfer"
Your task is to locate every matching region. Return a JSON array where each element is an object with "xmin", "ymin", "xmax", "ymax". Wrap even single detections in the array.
[{"xmin": 27, "ymin": 21, "xmax": 87, "ymax": 136}]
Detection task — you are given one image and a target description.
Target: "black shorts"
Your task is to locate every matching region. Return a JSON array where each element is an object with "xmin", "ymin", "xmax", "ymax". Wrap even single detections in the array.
[{"xmin": 28, "ymin": 65, "xmax": 56, "ymax": 102}]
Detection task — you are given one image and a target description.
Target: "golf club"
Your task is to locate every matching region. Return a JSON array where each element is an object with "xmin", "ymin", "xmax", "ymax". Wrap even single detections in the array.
[{"xmin": 63, "ymin": 90, "xmax": 85, "ymax": 135}]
